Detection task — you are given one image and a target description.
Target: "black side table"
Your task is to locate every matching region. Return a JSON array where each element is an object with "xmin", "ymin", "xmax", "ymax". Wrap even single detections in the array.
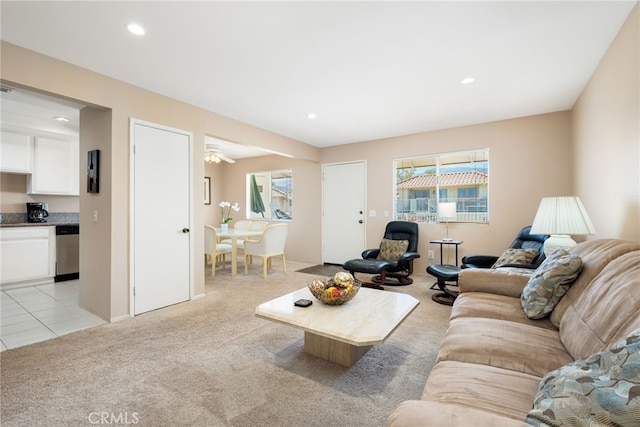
[
  {"xmin": 429, "ymin": 239, "xmax": 463, "ymax": 266},
  {"xmin": 428, "ymin": 240, "xmax": 464, "ymax": 306}
]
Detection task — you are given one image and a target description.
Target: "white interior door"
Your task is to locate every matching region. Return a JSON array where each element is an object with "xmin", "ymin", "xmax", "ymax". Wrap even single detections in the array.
[
  {"xmin": 131, "ymin": 120, "xmax": 191, "ymax": 315},
  {"xmin": 322, "ymin": 161, "xmax": 366, "ymax": 264}
]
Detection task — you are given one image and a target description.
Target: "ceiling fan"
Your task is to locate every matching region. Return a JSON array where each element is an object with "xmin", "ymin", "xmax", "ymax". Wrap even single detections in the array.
[{"xmin": 204, "ymin": 142, "xmax": 235, "ymax": 164}]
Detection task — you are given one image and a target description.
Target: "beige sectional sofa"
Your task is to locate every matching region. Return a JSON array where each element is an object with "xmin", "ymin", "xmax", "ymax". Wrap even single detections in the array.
[{"xmin": 386, "ymin": 238, "xmax": 640, "ymax": 426}]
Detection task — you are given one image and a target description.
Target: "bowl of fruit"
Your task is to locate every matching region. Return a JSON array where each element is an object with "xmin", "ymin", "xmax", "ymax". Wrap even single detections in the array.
[{"xmin": 307, "ymin": 272, "xmax": 361, "ymax": 305}]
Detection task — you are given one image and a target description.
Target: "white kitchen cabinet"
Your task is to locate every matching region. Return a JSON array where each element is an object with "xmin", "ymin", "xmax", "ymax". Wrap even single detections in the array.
[
  {"xmin": 0, "ymin": 130, "xmax": 33, "ymax": 173},
  {"xmin": 28, "ymin": 136, "xmax": 79, "ymax": 195},
  {"xmin": 0, "ymin": 226, "xmax": 56, "ymax": 286}
]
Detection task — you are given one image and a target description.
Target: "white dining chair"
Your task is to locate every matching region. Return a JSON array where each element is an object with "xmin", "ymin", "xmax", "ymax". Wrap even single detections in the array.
[
  {"xmin": 238, "ymin": 220, "xmax": 270, "ymax": 264},
  {"xmin": 234, "ymin": 219, "xmax": 253, "ymax": 230},
  {"xmin": 239, "ymin": 220, "xmax": 269, "ymax": 253},
  {"xmin": 205, "ymin": 225, "xmax": 232, "ymax": 277},
  {"xmin": 243, "ymin": 223, "xmax": 288, "ymax": 279},
  {"xmin": 249, "ymin": 220, "xmax": 269, "ymax": 232}
]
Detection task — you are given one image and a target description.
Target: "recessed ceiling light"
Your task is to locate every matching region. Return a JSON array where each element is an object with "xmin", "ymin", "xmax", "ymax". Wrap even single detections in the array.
[
  {"xmin": 127, "ymin": 23, "xmax": 145, "ymax": 36},
  {"xmin": 461, "ymin": 77, "xmax": 475, "ymax": 85},
  {"xmin": 307, "ymin": 113, "xmax": 317, "ymax": 119},
  {"xmin": 53, "ymin": 116, "xmax": 70, "ymax": 122}
]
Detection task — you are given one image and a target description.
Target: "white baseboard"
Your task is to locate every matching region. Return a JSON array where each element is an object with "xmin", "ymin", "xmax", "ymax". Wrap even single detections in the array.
[{"xmin": 110, "ymin": 314, "xmax": 131, "ymax": 323}]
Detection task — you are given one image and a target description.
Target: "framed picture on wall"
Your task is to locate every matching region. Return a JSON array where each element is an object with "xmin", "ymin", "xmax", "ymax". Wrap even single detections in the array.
[
  {"xmin": 87, "ymin": 149, "xmax": 100, "ymax": 193},
  {"xmin": 204, "ymin": 177, "xmax": 211, "ymax": 205}
]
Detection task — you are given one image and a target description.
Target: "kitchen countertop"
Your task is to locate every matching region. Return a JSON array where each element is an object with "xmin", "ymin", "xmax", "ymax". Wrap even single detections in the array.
[{"xmin": 0, "ymin": 212, "xmax": 79, "ymax": 228}]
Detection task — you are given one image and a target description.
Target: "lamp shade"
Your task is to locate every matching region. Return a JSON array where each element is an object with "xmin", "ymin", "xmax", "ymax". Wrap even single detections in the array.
[
  {"xmin": 439, "ymin": 202, "xmax": 457, "ymax": 221},
  {"xmin": 530, "ymin": 197, "xmax": 596, "ymax": 235},
  {"xmin": 530, "ymin": 196, "xmax": 596, "ymax": 255},
  {"xmin": 438, "ymin": 202, "xmax": 456, "ymax": 240}
]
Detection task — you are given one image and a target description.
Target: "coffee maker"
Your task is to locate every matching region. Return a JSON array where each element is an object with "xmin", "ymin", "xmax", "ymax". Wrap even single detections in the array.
[{"xmin": 27, "ymin": 202, "xmax": 49, "ymax": 223}]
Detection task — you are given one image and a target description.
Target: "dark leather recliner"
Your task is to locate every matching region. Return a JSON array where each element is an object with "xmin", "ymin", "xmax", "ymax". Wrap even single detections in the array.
[
  {"xmin": 461, "ymin": 225, "xmax": 549, "ymax": 270},
  {"xmin": 343, "ymin": 221, "xmax": 420, "ymax": 290}
]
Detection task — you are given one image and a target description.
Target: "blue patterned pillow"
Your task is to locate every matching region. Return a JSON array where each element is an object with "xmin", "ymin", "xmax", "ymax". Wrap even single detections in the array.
[
  {"xmin": 525, "ymin": 329, "xmax": 640, "ymax": 426},
  {"xmin": 521, "ymin": 249, "xmax": 583, "ymax": 319}
]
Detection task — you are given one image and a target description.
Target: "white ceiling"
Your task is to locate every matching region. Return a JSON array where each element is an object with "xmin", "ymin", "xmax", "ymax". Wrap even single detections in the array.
[{"xmin": 1, "ymin": 1, "xmax": 636, "ymax": 150}]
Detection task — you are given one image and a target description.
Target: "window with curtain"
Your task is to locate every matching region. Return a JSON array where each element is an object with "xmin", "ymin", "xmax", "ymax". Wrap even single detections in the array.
[
  {"xmin": 246, "ymin": 169, "xmax": 293, "ymax": 220},
  {"xmin": 394, "ymin": 149, "xmax": 489, "ymax": 223}
]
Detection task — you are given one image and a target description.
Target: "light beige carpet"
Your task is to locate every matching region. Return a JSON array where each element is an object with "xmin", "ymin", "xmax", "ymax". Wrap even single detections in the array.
[{"xmin": 0, "ymin": 259, "xmax": 451, "ymax": 427}]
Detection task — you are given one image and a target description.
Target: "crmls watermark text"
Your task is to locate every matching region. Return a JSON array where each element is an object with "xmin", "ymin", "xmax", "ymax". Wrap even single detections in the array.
[{"xmin": 88, "ymin": 412, "xmax": 139, "ymax": 425}]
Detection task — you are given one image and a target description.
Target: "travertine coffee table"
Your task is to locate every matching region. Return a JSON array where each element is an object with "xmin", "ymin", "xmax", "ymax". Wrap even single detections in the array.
[{"xmin": 255, "ymin": 287, "xmax": 419, "ymax": 367}]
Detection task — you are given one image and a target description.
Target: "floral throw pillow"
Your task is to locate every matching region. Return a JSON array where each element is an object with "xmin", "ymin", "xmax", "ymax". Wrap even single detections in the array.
[
  {"xmin": 491, "ymin": 248, "xmax": 539, "ymax": 268},
  {"xmin": 521, "ymin": 249, "xmax": 583, "ymax": 319},
  {"xmin": 377, "ymin": 239, "xmax": 409, "ymax": 261},
  {"xmin": 525, "ymin": 329, "xmax": 640, "ymax": 427}
]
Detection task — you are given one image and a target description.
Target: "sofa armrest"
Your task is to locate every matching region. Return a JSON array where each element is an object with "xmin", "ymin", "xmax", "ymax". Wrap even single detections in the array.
[
  {"xmin": 458, "ymin": 268, "xmax": 531, "ymax": 298},
  {"xmin": 386, "ymin": 401, "xmax": 530, "ymax": 427}
]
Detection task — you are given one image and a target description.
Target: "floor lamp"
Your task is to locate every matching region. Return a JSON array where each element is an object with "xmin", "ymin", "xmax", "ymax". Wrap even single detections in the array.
[
  {"xmin": 439, "ymin": 202, "xmax": 457, "ymax": 241},
  {"xmin": 530, "ymin": 196, "xmax": 596, "ymax": 256}
]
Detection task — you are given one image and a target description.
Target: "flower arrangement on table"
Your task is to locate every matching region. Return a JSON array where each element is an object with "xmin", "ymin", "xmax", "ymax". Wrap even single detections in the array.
[{"xmin": 219, "ymin": 201, "xmax": 240, "ymax": 225}]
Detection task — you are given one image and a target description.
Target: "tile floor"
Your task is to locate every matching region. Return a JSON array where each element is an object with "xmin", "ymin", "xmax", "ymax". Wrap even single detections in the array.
[{"xmin": 1, "ymin": 280, "xmax": 106, "ymax": 351}]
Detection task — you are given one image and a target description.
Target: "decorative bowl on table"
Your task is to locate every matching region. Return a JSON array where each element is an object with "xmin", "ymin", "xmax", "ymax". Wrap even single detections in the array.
[{"xmin": 308, "ymin": 272, "xmax": 361, "ymax": 305}]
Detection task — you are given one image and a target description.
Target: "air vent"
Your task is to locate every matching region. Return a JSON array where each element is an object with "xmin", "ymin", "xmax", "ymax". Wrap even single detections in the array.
[{"xmin": 0, "ymin": 85, "xmax": 14, "ymax": 94}]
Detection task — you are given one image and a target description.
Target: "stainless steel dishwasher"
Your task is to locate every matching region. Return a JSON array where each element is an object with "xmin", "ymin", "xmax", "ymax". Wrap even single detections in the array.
[{"xmin": 55, "ymin": 225, "xmax": 79, "ymax": 282}]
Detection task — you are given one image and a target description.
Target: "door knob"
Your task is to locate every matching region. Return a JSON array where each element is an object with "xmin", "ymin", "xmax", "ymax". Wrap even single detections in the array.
[
  {"xmin": 359, "ymin": 220, "xmax": 364, "ymax": 224},
  {"xmin": 182, "ymin": 228, "xmax": 190, "ymax": 233}
]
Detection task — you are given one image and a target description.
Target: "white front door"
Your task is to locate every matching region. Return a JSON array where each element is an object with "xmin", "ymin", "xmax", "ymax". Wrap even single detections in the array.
[
  {"xmin": 322, "ymin": 161, "xmax": 366, "ymax": 264},
  {"xmin": 131, "ymin": 120, "xmax": 192, "ymax": 315}
]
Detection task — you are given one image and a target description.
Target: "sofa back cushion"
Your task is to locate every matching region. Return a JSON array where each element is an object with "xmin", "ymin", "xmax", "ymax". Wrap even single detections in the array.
[
  {"xmin": 550, "ymin": 239, "xmax": 640, "ymax": 328},
  {"xmin": 559, "ymin": 247, "xmax": 640, "ymax": 360}
]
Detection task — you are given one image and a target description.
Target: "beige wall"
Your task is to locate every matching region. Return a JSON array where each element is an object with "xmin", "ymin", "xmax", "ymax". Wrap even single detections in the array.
[
  {"xmin": 573, "ymin": 4, "xmax": 639, "ymax": 241},
  {"xmin": 78, "ymin": 107, "xmax": 112, "ymax": 320},
  {"xmin": 319, "ymin": 112, "xmax": 574, "ymax": 274},
  {"xmin": 204, "ymin": 161, "xmax": 226, "ymax": 226}
]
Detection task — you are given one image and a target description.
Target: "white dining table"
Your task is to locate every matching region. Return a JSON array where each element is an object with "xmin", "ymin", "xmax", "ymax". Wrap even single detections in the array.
[{"xmin": 215, "ymin": 228, "xmax": 264, "ymax": 276}]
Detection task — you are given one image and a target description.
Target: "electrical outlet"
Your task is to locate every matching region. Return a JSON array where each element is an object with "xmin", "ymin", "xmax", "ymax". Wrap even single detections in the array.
[{"xmin": 428, "ymin": 250, "xmax": 434, "ymax": 259}]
